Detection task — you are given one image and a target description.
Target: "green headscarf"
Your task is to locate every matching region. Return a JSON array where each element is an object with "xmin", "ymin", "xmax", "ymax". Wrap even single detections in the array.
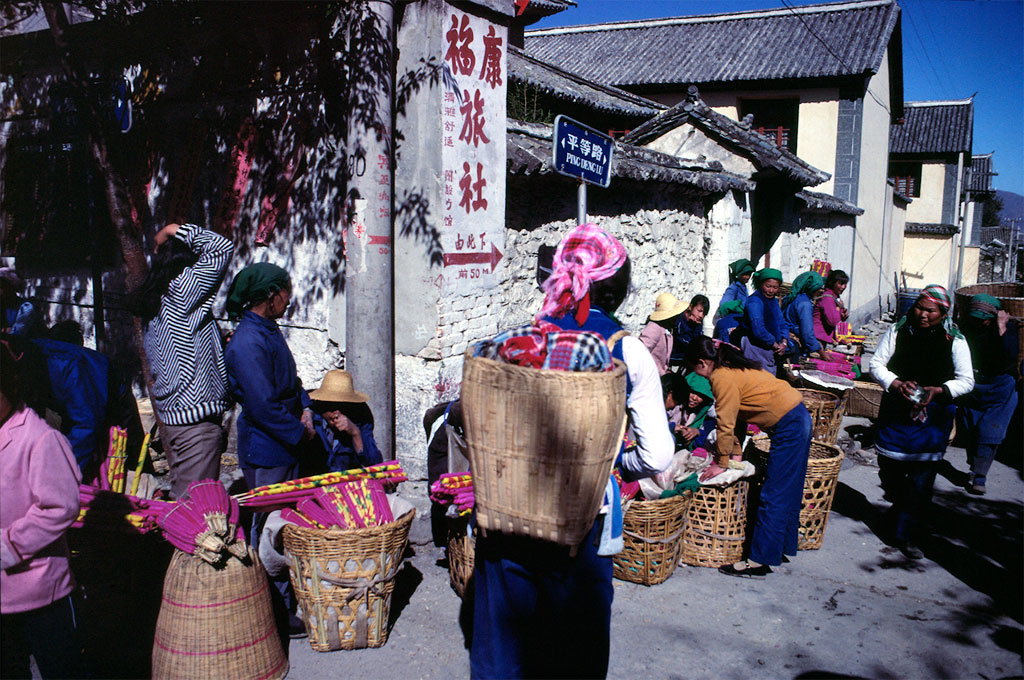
[
  {"xmin": 784, "ymin": 271, "xmax": 825, "ymax": 306},
  {"xmin": 226, "ymin": 262, "xmax": 291, "ymax": 320},
  {"xmin": 892, "ymin": 283, "xmax": 963, "ymax": 339},
  {"xmin": 752, "ymin": 268, "xmax": 783, "ymax": 289},
  {"xmin": 684, "ymin": 372, "xmax": 713, "ymax": 433},
  {"xmin": 968, "ymin": 293, "xmax": 1001, "ymax": 320},
  {"xmin": 728, "ymin": 258, "xmax": 755, "ymax": 283},
  {"xmin": 717, "ymin": 299, "xmax": 745, "ymax": 317}
]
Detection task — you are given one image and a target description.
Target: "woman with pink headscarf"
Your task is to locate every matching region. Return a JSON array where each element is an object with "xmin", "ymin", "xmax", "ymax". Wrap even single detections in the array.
[{"xmin": 470, "ymin": 224, "xmax": 672, "ymax": 680}]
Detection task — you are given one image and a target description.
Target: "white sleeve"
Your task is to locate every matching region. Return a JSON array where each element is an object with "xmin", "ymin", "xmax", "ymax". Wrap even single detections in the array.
[
  {"xmin": 869, "ymin": 325, "xmax": 899, "ymax": 391},
  {"xmin": 945, "ymin": 336, "xmax": 975, "ymax": 398},
  {"xmin": 619, "ymin": 336, "xmax": 674, "ymax": 478}
]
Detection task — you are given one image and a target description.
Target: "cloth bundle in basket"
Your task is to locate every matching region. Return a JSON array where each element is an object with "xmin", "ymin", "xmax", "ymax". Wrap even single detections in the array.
[
  {"xmin": 282, "ymin": 507, "xmax": 414, "ymax": 651},
  {"xmin": 461, "ymin": 350, "xmax": 627, "ymax": 546},
  {"xmin": 797, "ymin": 388, "xmax": 844, "ymax": 445},
  {"xmin": 680, "ymin": 482, "xmax": 749, "ymax": 567},
  {"xmin": 152, "ymin": 547, "xmax": 287, "ymax": 680},
  {"xmin": 612, "ymin": 494, "xmax": 691, "ymax": 585},
  {"xmin": 798, "ymin": 441, "xmax": 844, "ymax": 550}
]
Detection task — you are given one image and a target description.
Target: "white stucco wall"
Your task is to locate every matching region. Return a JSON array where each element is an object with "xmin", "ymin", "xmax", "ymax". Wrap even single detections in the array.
[
  {"xmin": 647, "ymin": 124, "xmax": 756, "ymax": 178},
  {"xmin": 901, "ymin": 234, "xmax": 954, "ymax": 290},
  {"xmin": 904, "ymin": 161, "xmax": 948, "ymax": 224}
]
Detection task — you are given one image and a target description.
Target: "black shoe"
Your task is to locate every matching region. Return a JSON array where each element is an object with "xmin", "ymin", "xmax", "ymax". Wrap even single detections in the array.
[
  {"xmin": 719, "ymin": 561, "xmax": 773, "ymax": 578},
  {"xmin": 966, "ymin": 483, "xmax": 986, "ymax": 496},
  {"xmin": 288, "ymin": 614, "xmax": 308, "ymax": 639}
]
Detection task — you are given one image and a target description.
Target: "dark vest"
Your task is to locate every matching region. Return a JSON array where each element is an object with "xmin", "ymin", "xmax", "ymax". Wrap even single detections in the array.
[{"xmin": 887, "ymin": 325, "xmax": 955, "ymax": 386}]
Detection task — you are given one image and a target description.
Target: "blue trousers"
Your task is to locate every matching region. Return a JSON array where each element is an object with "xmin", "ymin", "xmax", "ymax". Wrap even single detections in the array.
[
  {"xmin": 957, "ymin": 374, "xmax": 1019, "ymax": 486},
  {"xmin": 750, "ymin": 403, "xmax": 812, "ymax": 566},
  {"xmin": 470, "ymin": 520, "xmax": 612, "ymax": 679},
  {"xmin": 243, "ymin": 462, "xmax": 299, "ymax": 613},
  {"xmin": 1, "ymin": 594, "xmax": 81, "ymax": 679},
  {"xmin": 878, "ymin": 456, "xmax": 937, "ymax": 543}
]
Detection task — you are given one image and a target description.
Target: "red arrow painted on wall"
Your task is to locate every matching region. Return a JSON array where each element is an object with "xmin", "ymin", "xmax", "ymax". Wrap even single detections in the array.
[
  {"xmin": 443, "ymin": 243, "xmax": 503, "ymax": 270},
  {"xmin": 368, "ymin": 235, "xmax": 391, "ymax": 245}
]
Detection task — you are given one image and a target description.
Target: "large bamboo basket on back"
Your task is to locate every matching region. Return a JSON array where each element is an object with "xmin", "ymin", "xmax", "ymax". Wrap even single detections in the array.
[
  {"xmin": 613, "ymin": 493, "xmax": 691, "ymax": 585},
  {"xmin": 799, "ymin": 441, "xmax": 845, "ymax": 550},
  {"xmin": 797, "ymin": 388, "xmax": 844, "ymax": 444},
  {"xmin": 461, "ymin": 352, "xmax": 627, "ymax": 546},
  {"xmin": 282, "ymin": 509, "xmax": 413, "ymax": 652},
  {"xmin": 680, "ymin": 481, "xmax": 750, "ymax": 567},
  {"xmin": 956, "ymin": 282, "xmax": 1024, "ymax": 376},
  {"xmin": 152, "ymin": 548, "xmax": 287, "ymax": 680}
]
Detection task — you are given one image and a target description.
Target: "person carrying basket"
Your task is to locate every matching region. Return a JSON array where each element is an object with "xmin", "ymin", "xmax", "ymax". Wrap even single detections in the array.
[{"xmin": 469, "ymin": 223, "xmax": 673, "ymax": 680}]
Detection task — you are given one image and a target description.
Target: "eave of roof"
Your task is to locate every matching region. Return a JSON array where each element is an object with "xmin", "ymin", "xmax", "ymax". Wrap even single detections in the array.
[
  {"xmin": 621, "ymin": 86, "xmax": 830, "ymax": 187},
  {"xmin": 524, "ymin": 0, "xmax": 901, "ymax": 88},
  {"xmin": 905, "ymin": 222, "xmax": 959, "ymax": 236},
  {"xmin": 889, "ymin": 99, "xmax": 974, "ymax": 156},
  {"xmin": 797, "ymin": 190, "xmax": 864, "ymax": 215},
  {"xmin": 508, "ymin": 46, "xmax": 666, "ymax": 119},
  {"xmin": 507, "ymin": 119, "xmax": 753, "ymax": 194}
]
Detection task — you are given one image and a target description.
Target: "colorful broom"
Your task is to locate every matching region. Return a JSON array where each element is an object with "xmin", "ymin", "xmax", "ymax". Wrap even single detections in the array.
[{"xmin": 187, "ymin": 479, "xmax": 231, "ymax": 535}]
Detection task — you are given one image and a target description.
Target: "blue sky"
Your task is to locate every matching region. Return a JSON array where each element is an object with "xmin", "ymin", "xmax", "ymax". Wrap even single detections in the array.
[{"xmin": 532, "ymin": 0, "xmax": 1024, "ymax": 196}]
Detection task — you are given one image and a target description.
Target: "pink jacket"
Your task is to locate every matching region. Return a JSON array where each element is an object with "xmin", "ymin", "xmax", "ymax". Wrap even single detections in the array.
[
  {"xmin": 1, "ymin": 407, "xmax": 81, "ymax": 613},
  {"xmin": 813, "ymin": 290, "xmax": 844, "ymax": 345},
  {"xmin": 638, "ymin": 322, "xmax": 672, "ymax": 375}
]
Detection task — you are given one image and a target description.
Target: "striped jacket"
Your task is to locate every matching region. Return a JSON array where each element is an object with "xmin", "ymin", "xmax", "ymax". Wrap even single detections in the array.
[{"xmin": 143, "ymin": 223, "xmax": 234, "ymax": 425}]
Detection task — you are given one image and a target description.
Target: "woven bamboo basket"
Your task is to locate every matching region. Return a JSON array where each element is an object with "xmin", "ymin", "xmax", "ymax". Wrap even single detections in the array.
[
  {"xmin": 799, "ymin": 441, "xmax": 845, "ymax": 550},
  {"xmin": 846, "ymin": 380, "xmax": 884, "ymax": 419},
  {"xmin": 680, "ymin": 481, "xmax": 749, "ymax": 567},
  {"xmin": 282, "ymin": 509, "xmax": 414, "ymax": 652},
  {"xmin": 613, "ymin": 493, "xmax": 691, "ymax": 585},
  {"xmin": 955, "ymin": 282, "xmax": 1024, "ymax": 317},
  {"xmin": 152, "ymin": 548, "xmax": 287, "ymax": 680},
  {"xmin": 446, "ymin": 516, "xmax": 475, "ymax": 598},
  {"xmin": 461, "ymin": 352, "xmax": 627, "ymax": 546},
  {"xmin": 797, "ymin": 388, "xmax": 844, "ymax": 444}
]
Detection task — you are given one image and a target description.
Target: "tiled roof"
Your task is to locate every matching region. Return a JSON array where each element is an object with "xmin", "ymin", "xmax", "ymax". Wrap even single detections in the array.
[
  {"xmin": 905, "ymin": 222, "xmax": 958, "ymax": 236},
  {"xmin": 621, "ymin": 86, "xmax": 830, "ymax": 187},
  {"xmin": 967, "ymin": 153, "xmax": 996, "ymax": 194},
  {"xmin": 889, "ymin": 100, "xmax": 973, "ymax": 156},
  {"xmin": 507, "ymin": 120, "xmax": 753, "ymax": 194},
  {"xmin": 508, "ymin": 46, "xmax": 666, "ymax": 120},
  {"xmin": 519, "ymin": 0, "xmax": 575, "ymax": 20},
  {"xmin": 525, "ymin": 0, "xmax": 900, "ymax": 87},
  {"xmin": 797, "ymin": 190, "xmax": 863, "ymax": 215}
]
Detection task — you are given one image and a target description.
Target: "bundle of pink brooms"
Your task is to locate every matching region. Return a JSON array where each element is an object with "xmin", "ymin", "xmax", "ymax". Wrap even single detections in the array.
[{"xmin": 429, "ymin": 472, "xmax": 474, "ymax": 516}]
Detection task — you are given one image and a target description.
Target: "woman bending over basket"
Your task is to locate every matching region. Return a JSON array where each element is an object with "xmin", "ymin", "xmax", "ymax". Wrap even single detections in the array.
[
  {"xmin": 470, "ymin": 223, "xmax": 673, "ymax": 680},
  {"xmin": 869, "ymin": 285, "xmax": 973, "ymax": 559},
  {"xmin": 685, "ymin": 336, "xmax": 812, "ymax": 578}
]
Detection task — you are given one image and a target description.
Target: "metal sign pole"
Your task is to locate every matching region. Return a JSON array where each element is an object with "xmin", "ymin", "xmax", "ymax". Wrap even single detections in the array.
[{"xmin": 578, "ymin": 180, "xmax": 587, "ymax": 225}]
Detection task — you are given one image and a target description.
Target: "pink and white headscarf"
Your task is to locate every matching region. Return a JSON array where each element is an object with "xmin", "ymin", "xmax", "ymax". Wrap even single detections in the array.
[{"xmin": 537, "ymin": 223, "xmax": 628, "ymax": 325}]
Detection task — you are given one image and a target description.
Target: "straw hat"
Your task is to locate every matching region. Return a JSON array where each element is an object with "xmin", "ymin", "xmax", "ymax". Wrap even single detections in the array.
[
  {"xmin": 308, "ymin": 370, "xmax": 369, "ymax": 403},
  {"xmin": 649, "ymin": 292, "xmax": 687, "ymax": 321}
]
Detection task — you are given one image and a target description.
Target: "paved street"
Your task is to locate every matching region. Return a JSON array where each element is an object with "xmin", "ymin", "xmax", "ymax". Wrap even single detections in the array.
[{"xmin": 286, "ymin": 427, "xmax": 1023, "ymax": 679}]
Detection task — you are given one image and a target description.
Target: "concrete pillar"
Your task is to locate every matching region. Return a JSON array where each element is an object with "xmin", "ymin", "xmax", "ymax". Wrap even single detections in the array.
[{"xmin": 345, "ymin": 0, "xmax": 395, "ymax": 458}]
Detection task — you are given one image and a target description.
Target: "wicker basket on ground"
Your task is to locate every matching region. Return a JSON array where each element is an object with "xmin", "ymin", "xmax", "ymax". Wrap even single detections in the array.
[
  {"xmin": 152, "ymin": 548, "xmax": 287, "ymax": 680},
  {"xmin": 461, "ymin": 351, "xmax": 627, "ymax": 546},
  {"xmin": 846, "ymin": 380, "xmax": 884, "ymax": 419},
  {"xmin": 446, "ymin": 515, "xmax": 475, "ymax": 598},
  {"xmin": 612, "ymin": 493, "xmax": 691, "ymax": 585},
  {"xmin": 680, "ymin": 481, "xmax": 749, "ymax": 568},
  {"xmin": 799, "ymin": 441, "xmax": 845, "ymax": 550},
  {"xmin": 282, "ymin": 509, "xmax": 414, "ymax": 652},
  {"xmin": 797, "ymin": 388, "xmax": 844, "ymax": 444}
]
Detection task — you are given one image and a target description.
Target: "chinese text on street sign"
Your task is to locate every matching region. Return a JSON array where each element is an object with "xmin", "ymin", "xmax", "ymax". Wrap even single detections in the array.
[{"xmin": 552, "ymin": 115, "xmax": 613, "ymax": 188}]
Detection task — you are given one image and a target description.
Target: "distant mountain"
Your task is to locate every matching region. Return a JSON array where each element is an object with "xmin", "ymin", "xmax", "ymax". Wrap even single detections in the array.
[{"xmin": 996, "ymin": 190, "xmax": 1024, "ymax": 222}]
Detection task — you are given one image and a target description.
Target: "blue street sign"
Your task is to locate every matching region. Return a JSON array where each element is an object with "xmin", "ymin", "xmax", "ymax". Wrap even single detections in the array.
[{"xmin": 552, "ymin": 115, "xmax": 613, "ymax": 188}]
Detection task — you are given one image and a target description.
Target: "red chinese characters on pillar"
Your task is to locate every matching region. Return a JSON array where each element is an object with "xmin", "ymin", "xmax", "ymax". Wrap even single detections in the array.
[
  {"xmin": 459, "ymin": 162, "xmax": 488, "ymax": 214},
  {"xmin": 479, "ymin": 26, "xmax": 503, "ymax": 89},
  {"xmin": 445, "ymin": 14, "xmax": 475, "ymax": 76},
  {"xmin": 459, "ymin": 89, "xmax": 490, "ymax": 148}
]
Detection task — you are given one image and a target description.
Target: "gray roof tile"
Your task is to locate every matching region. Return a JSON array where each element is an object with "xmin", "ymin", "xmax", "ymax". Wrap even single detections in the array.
[
  {"xmin": 507, "ymin": 120, "xmax": 753, "ymax": 193},
  {"xmin": 905, "ymin": 222, "xmax": 959, "ymax": 236},
  {"xmin": 889, "ymin": 100, "xmax": 973, "ymax": 155},
  {"xmin": 524, "ymin": 0, "xmax": 900, "ymax": 87},
  {"xmin": 797, "ymin": 190, "xmax": 863, "ymax": 215},
  {"xmin": 622, "ymin": 86, "xmax": 830, "ymax": 187},
  {"xmin": 967, "ymin": 153, "xmax": 995, "ymax": 194},
  {"xmin": 508, "ymin": 46, "xmax": 666, "ymax": 119}
]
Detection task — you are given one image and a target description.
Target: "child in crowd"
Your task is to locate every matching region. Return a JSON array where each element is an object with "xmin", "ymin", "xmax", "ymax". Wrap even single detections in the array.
[
  {"xmin": 661, "ymin": 371, "xmax": 715, "ymax": 451},
  {"xmin": 640, "ymin": 292, "xmax": 687, "ymax": 375},
  {"xmin": 669, "ymin": 295, "xmax": 710, "ymax": 368}
]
